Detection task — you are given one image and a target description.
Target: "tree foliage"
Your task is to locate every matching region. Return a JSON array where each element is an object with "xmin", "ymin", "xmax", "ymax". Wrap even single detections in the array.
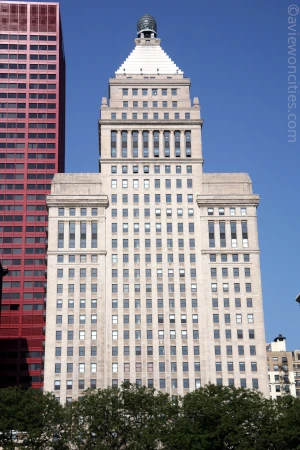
[
  {"xmin": 0, "ymin": 387, "xmax": 66, "ymax": 449},
  {"xmin": 0, "ymin": 384, "xmax": 300, "ymax": 449}
]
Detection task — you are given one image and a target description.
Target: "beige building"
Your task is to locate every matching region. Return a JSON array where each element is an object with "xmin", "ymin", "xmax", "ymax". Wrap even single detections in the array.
[
  {"xmin": 292, "ymin": 349, "xmax": 300, "ymax": 398},
  {"xmin": 44, "ymin": 14, "xmax": 269, "ymax": 402},
  {"xmin": 267, "ymin": 335, "xmax": 296, "ymax": 399}
]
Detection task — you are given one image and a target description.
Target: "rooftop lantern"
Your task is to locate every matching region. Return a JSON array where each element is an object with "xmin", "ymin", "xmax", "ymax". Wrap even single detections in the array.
[{"xmin": 137, "ymin": 13, "xmax": 157, "ymax": 38}]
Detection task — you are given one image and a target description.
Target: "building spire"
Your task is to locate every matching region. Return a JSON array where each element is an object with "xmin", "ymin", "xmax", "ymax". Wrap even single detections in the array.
[{"xmin": 137, "ymin": 13, "xmax": 157, "ymax": 38}]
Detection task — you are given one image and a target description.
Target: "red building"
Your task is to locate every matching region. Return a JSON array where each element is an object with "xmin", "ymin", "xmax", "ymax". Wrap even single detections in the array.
[{"xmin": 0, "ymin": 1, "xmax": 65, "ymax": 389}]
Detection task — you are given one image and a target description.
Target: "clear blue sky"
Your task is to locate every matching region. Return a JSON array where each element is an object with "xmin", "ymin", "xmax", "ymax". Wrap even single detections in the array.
[{"xmin": 47, "ymin": 0, "xmax": 300, "ymax": 348}]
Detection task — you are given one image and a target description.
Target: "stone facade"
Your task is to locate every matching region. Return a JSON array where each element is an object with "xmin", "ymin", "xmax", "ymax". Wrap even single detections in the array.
[{"xmin": 44, "ymin": 15, "xmax": 269, "ymax": 401}]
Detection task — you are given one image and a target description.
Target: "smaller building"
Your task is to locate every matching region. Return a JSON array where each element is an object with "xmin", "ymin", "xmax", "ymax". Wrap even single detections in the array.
[
  {"xmin": 292, "ymin": 349, "xmax": 300, "ymax": 398},
  {"xmin": 267, "ymin": 335, "xmax": 296, "ymax": 399}
]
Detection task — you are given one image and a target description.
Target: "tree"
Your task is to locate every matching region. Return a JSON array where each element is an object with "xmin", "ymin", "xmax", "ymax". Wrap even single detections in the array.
[
  {"xmin": 67, "ymin": 386, "xmax": 125, "ymax": 449},
  {"xmin": 67, "ymin": 383, "xmax": 176, "ymax": 449},
  {"xmin": 161, "ymin": 384, "xmax": 277, "ymax": 450},
  {"xmin": 0, "ymin": 387, "xmax": 67, "ymax": 449},
  {"xmin": 272, "ymin": 395, "xmax": 300, "ymax": 450},
  {"xmin": 119, "ymin": 382, "xmax": 177, "ymax": 449}
]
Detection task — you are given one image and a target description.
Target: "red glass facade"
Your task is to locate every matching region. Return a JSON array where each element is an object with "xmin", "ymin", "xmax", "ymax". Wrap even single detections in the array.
[{"xmin": 0, "ymin": 2, "xmax": 65, "ymax": 389}]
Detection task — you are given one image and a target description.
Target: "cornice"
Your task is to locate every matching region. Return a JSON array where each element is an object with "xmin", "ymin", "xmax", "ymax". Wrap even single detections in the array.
[
  {"xmin": 47, "ymin": 250, "xmax": 107, "ymax": 255},
  {"xmin": 46, "ymin": 196, "xmax": 109, "ymax": 208},
  {"xmin": 99, "ymin": 157, "xmax": 204, "ymax": 164},
  {"xmin": 99, "ymin": 119, "xmax": 203, "ymax": 127},
  {"xmin": 197, "ymin": 194, "xmax": 260, "ymax": 207},
  {"xmin": 201, "ymin": 249, "xmax": 260, "ymax": 254},
  {"xmin": 109, "ymin": 78, "xmax": 191, "ymax": 86}
]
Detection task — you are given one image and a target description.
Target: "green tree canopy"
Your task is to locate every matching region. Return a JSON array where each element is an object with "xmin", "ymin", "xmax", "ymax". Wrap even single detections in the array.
[{"xmin": 0, "ymin": 384, "xmax": 300, "ymax": 449}]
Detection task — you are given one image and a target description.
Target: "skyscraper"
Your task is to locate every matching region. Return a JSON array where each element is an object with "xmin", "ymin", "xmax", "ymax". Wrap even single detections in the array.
[
  {"xmin": 0, "ymin": 1, "xmax": 65, "ymax": 389},
  {"xmin": 44, "ymin": 14, "xmax": 268, "ymax": 401}
]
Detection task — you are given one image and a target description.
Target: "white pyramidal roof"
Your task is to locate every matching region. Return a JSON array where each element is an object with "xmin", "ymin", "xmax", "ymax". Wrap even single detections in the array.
[{"xmin": 116, "ymin": 41, "xmax": 183, "ymax": 75}]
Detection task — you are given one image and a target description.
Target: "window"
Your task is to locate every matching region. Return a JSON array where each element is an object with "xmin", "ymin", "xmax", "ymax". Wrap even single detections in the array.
[
  {"xmin": 237, "ymin": 330, "xmax": 243, "ymax": 340},
  {"xmin": 228, "ymin": 362, "xmax": 234, "ymax": 372},
  {"xmin": 251, "ymin": 362, "xmax": 257, "ymax": 372},
  {"xmin": 209, "ymin": 221, "xmax": 215, "ymax": 247},
  {"xmin": 216, "ymin": 362, "xmax": 222, "ymax": 372},
  {"xmin": 212, "ymin": 298, "xmax": 218, "ymax": 307},
  {"xmin": 224, "ymin": 298, "xmax": 229, "ymax": 307},
  {"xmin": 247, "ymin": 298, "xmax": 253, "ymax": 307},
  {"xmin": 112, "ymin": 331, "xmax": 118, "ymax": 340},
  {"xmin": 230, "ymin": 222, "xmax": 237, "ymax": 247},
  {"xmin": 183, "ymin": 379, "xmax": 190, "ymax": 389},
  {"xmin": 220, "ymin": 222, "xmax": 226, "ymax": 247},
  {"xmin": 224, "ymin": 314, "xmax": 230, "ymax": 324},
  {"xmin": 242, "ymin": 221, "xmax": 248, "ymax": 247},
  {"xmin": 225, "ymin": 330, "xmax": 232, "ymax": 339},
  {"xmin": 236, "ymin": 314, "xmax": 242, "ymax": 324},
  {"xmin": 226, "ymin": 345, "xmax": 232, "ymax": 356},
  {"xmin": 250, "ymin": 346, "xmax": 256, "ymax": 355},
  {"xmin": 223, "ymin": 283, "xmax": 229, "ymax": 292},
  {"xmin": 235, "ymin": 298, "xmax": 241, "ymax": 307},
  {"xmin": 213, "ymin": 314, "xmax": 219, "ymax": 323},
  {"xmin": 215, "ymin": 346, "xmax": 221, "ymax": 355},
  {"xmin": 247, "ymin": 314, "xmax": 254, "ymax": 323},
  {"xmin": 58, "ymin": 222, "xmax": 64, "ymax": 248},
  {"xmin": 79, "ymin": 331, "xmax": 85, "ymax": 340},
  {"xmin": 234, "ymin": 283, "xmax": 240, "ymax": 293},
  {"xmin": 214, "ymin": 329, "xmax": 220, "ymax": 339},
  {"xmin": 193, "ymin": 330, "xmax": 199, "ymax": 339}
]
